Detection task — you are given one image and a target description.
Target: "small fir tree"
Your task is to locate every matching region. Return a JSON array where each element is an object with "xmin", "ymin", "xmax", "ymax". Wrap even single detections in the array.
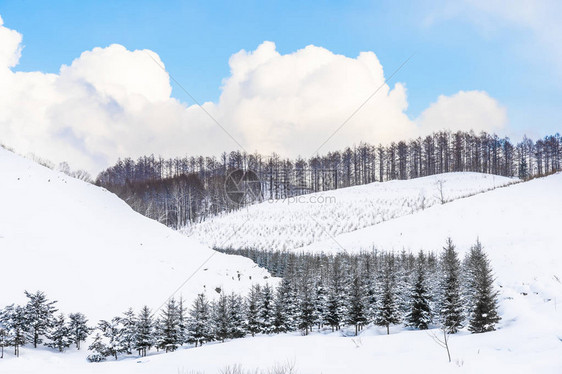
[
  {"xmin": 246, "ymin": 285, "xmax": 262, "ymax": 337},
  {"xmin": 2, "ymin": 305, "xmax": 27, "ymax": 357},
  {"xmin": 45, "ymin": 313, "xmax": 71, "ymax": 352},
  {"xmin": 87, "ymin": 333, "xmax": 108, "ymax": 362},
  {"xmin": 187, "ymin": 293, "xmax": 212, "ymax": 347},
  {"xmin": 135, "ymin": 306, "xmax": 154, "ymax": 357},
  {"xmin": 439, "ymin": 238, "xmax": 464, "ymax": 333},
  {"xmin": 406, "ymin": 252, "xmax": 432, "ymax": 329},
  {"xmin": 118, "ymin": 308, "xmax": 137, "ymax": 355},
  {"xmin": 97, "ymin": 317, "xmax": 124, "ymax": 360},
  {"xmin": 212, "ymin": 294, "xmax": 231, "ymax": 342},
  {"xmin": 157, "ymin": 298, "xmax": 181, "ymax": 352},
  {"xmin": 375, "ymin": 256, "xmax": 401, "ymax": 335},
  {"xmin": 24, "ymin": 290, "xmax": 57, "ymax": 348},
  {"xmin": 68, "ymin": 312, "xmax": 91, "ymax": 350},
  {"xmin": 227, "ymin": 293, "xmax": 247, "ymax": 339},
  {"xmin": 466, "ymin": 241, "xmax": 501, "ymax": 333}
]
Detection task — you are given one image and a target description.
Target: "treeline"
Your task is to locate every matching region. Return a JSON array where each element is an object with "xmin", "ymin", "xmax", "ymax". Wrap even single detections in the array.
[
  {"xmin": 0, "ymin": 239, "xmax": 500, "ymax": 361},
  {"xmin": 95, "ymin": 131, "xmax": 561, "ymax": 228},
  {"xmin": 216, "ymin": 239, "xmax": 500, "ymax": 336}
]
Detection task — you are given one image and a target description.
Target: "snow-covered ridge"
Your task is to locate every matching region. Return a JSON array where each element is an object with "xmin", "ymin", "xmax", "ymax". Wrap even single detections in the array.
[
  {"xmin": 185, "ymin": 172, "xmax": 517, "ymax": 251},
  {"xmin": 0, "ymin": 147, "xmax": 273, "ymax": 321}
]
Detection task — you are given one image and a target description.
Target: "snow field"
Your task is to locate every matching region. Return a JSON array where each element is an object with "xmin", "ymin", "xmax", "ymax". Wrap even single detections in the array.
[
  {"xmin": 186, "ymin": 173, "xmax": 517, "ymax": 251},
  {"xmin": 0, "ymin": 147, "xmax": 275, "ymax": 322},
  {"xmin": 1, "ymin": 147, "xmax": 560, "ymax": 373}
]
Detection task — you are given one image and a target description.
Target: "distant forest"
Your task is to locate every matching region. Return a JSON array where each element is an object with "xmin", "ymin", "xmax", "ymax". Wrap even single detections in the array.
[{"xmin": 95, "ymin": 130, "xmax": 561, "ymax": 228}]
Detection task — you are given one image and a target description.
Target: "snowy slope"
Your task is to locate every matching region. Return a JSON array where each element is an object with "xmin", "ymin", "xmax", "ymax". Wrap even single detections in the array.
[
  {"xmin": 186, "ymin": 172, "xmax": 516, "ymax": 251},
  {"xmin": 299, "ymin": 173, "xmax": 562, "ymax": 294},
  {"xmin": 0, "ymin": 148, "xmax": 273, "ymax": 321},
  {"xmin": 2, "ymin": 161, "xmax": 561, "ymax": 373},
  {"xmin": 4, "ymin": 319, "xmax": 561, "ymax": 374}
]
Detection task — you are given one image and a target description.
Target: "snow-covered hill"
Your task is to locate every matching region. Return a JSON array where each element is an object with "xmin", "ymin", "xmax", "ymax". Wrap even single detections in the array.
[
  {"xmin": 3, "ymin": 151, "xmax": 561, "ymax": 373},
  {"xmin": 299, "ymin": 173, "xmax": 562, "ymax": 293},
  {"xmin": 0, "ymin": 148, "xmax": 273, "ymax": 321},
  {"xmin": 186, "ymin": 172, "xmax": 517, "ymax": 251},
  {"xmin": 4, "ymin": 173, "xmax": 561, "ymax": 373}
]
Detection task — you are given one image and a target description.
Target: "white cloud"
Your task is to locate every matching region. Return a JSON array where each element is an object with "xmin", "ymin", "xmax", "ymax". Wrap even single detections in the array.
[
  {"xmin": 0, "ymin": 17, "xmax": 509, "ymax": 175},
  {"xmin": 416, "ymin": 90, "xmax": 508, "ymax": 133},
  {"xmin": 0, "ymin": 15, "xmax": 22, "ymax": 69},
  {"xmin": 215, "ymin": 41, "xmax": 414, "ymax": 157}
]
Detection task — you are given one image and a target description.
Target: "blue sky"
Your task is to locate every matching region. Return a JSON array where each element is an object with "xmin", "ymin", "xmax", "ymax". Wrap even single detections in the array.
[
  {"xmin": 2, "ymin": 0, "xmax": 560, "ymax": 130},
  {"xmin": 0, "ymin": 1, "xmax": 560, "ymax": 172}
]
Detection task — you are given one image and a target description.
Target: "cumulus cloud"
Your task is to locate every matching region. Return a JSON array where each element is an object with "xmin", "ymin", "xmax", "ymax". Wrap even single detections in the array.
[
  {"xmin": 215, "ymin": 41, "xmax": 414, "ymax": 157},
  {"xmin": 0, "ymin": 16, "xmax": 509, "ymax": 175},
  {"xmin": 416, "ymin": 90, "xmax": 508, "ymax": 133}
]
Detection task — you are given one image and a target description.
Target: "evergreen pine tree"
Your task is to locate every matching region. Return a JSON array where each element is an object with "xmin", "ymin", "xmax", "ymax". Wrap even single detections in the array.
[
  {"xmin": 298, "ymin": 277, "xmax": 316, "ymax": 335},
  {"xmin": 24, "ymin": 290, "xmax": 57, "ymax": 348},
  {"xmin": 97, "ymin": 317, "xmax": 124, "ymax": 360},
  {"xmin": 406, "ymin": 252, "xmax": 432, "ymax": 330},
  {"xmin": 466, "ymin": 241, "xmax": 501, "ymax": 333},
  {"xmin": 313, "ymin": 283, "xmax": 328, "ymax": 330},
  {"xmin": 2, "ymin": 305, "xmax": 27, "ymax": 357},
  {"xmin": 212, "ymin": 294, "xmax": 231, "ymax": 342},
  {"xmin": 426, "ymin": 251, "xmax": 441, "ymax": 314},
  {"xmin": 68, "ymin": 312, "xmax": 91, "ymax": 350},
  {"xmin": 439, "ymin": 238, "xmax": 464, "ymax": 333},
  {"xmin": 87, "ymin": 332, "xmax": 108, "ymax": 362},
  {"xmin": 177, "ymin": 297, "xmax": 187, "ymax": 346},
  {"xmin": 325, "ymin": 257, "xmax": 347, "ymax": 331},
  {"xmin": 0, "ymin": 322, "xmax": 8, "ymax": 359},
  {"xmin": 135, "ymin": 306, "xmax": 154, "ymax": 357},
  {"xmin": 227, "ymin": 293, "xmax": 247, "ymax": 339},
  {"xmin": 118, "ymin": 308, "xmax": 137, "ymax": 355},
  {"xmin": 246, "ymin": 285, "xmax": 262, "ymax": 337},
  {"xmin": 346, "ymin": 275, "xmax": 368, "ymax": 336},
  {"xmin": 364, "ymin": 269, "xmax": 379, "ymax": 324},
  {"xmin": 187, "ymin": 293, "xmax": 212, "ymax": 347},
  {"xmin": 396, "ymin": 251, "xmax": 415, "ymax": 317},
  {"xmin": 45, "ymin": 313, "xmax": 71, "ymax": 352},
  {"xmin": 259, "ymin": 284, "xmax": 276, "ymax": 334},
  {"xmin": 157, "ymin": 298, "xmax": 181, "ymax": 352},
  {"xmin": 375, "ymin": 256, "xmax": 401, "ymax": 335},
  {"xmin": 273, "ymin": 278, "xmax": 299, "ymax": 333},
  {"xmin": 272, "ymin": 292, "xmax": 288, "ymax": 334}
]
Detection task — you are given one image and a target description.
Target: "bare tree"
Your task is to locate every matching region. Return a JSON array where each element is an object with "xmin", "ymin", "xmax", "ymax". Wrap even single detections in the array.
[
  {"xmin": 435, "ymin": 179, "xmax": 446, "ymax": 204},
  {"xmin": 428, "ymin": 324, "xmax": 454, "ymax": 363}
]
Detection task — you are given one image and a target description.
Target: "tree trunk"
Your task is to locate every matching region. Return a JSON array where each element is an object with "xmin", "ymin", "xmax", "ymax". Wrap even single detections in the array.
[{"xmin": 444, "ymin": 329, "xmax": 451, "ymax": 363}]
